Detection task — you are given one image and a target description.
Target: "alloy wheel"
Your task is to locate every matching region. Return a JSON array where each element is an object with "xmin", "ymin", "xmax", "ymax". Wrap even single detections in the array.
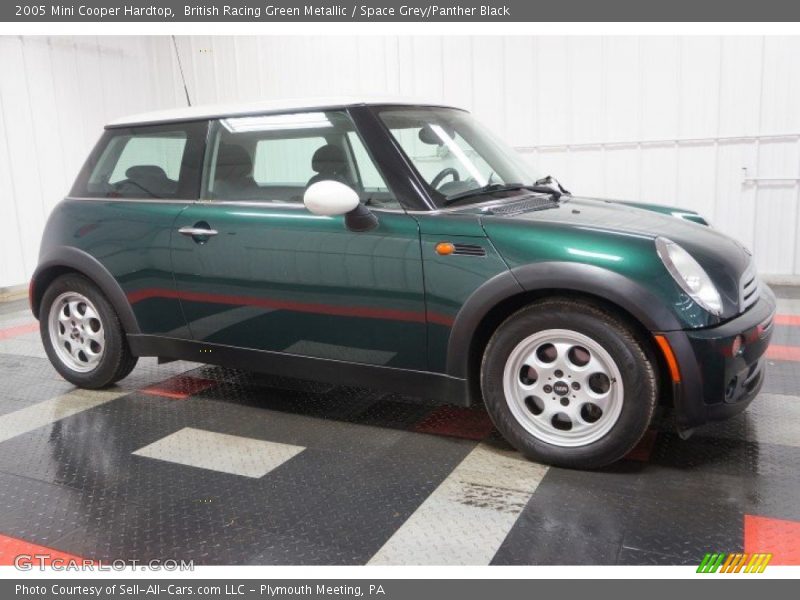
[
  {"xmin": 501, "ymin": 328, "xmax": 624, "ymax": 447},
  {"xmin": 48, "ymin": 291, "xmax": 106, "ymax": 373}
]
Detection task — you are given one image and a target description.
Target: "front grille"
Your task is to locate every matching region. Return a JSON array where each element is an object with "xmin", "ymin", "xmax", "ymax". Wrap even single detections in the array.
[{"xmin": 739, "ymin": 262, "xmax": 760, "ymax": 313}]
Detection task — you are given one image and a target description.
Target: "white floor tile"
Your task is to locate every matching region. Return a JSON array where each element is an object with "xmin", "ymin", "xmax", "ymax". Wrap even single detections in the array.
[
  {"xmin": 368, "ymin": 442, "xmax": 548, "ymax": 565},
  {"xmin": 133, "ymin": 427, "xmax": 305, "ymax": 478},
  {"xmin": 0, "ymin": 387, "xmax": 124, "ymax": 444}
]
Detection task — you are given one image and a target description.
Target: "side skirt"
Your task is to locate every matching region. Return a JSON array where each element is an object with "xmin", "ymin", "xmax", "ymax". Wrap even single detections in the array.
[{"xmin": 127, "ymin": 334, "xmax": 470, "ymax": 406}]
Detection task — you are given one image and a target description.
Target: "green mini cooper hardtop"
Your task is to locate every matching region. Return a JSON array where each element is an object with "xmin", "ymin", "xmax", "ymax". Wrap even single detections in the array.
[{"xmin": 31, "ymin": 98, "xmax": 775, "ymax": 468}]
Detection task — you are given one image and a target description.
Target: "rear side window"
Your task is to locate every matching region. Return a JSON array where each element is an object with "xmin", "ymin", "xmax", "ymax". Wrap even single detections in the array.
[{"xmin": 70, "ymin": 121, "xmax": 208, "ymax": 200}]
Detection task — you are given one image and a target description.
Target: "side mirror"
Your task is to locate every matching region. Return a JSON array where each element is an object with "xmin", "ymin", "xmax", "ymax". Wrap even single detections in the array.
[
  {"xmin": 303, "ymin": 180, "xmax": 360, "ymax": 216},
  {"xmin": 303, "ymin": 180, "xmax": 378, "ymax": 232}
]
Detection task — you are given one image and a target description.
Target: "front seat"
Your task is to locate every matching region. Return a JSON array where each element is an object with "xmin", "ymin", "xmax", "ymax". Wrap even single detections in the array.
[
  {"xmin": 213, "ymin": 143, "xmax": 262, "ymax": 199},
  {"xmin": 306, "ymin": 144, "xmax": 351, "ymax": 188}
]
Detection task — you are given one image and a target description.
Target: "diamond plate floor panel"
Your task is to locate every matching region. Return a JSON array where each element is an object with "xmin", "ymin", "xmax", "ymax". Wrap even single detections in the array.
[
  {"xmin": 370, "ymin": 439, "xmax": 548, "ymax": 565},
  {"xmin": 0, "ymin": 291, "xmax": 798, "ymax": 565}
]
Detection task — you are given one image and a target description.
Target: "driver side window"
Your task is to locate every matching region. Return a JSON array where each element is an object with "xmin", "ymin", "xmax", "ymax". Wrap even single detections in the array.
[{"xmin": 201, "ymin": 111, "xmax": 402, "ymax": 210}]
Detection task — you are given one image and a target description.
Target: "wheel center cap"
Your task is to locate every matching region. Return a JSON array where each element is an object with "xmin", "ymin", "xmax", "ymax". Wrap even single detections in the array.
[{"xmin": 553, "ymin": 381, "xmax": 570, "ymax": 396}]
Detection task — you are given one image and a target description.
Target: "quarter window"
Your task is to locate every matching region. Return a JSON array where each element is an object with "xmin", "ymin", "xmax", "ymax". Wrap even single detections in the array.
[
  {"xmin": 71, "ymin": 121, "xmax": 207, "ymax": 200},
  {"xmin": 108, "ymin": 135, "xmax": 186, "ymax": 184}
]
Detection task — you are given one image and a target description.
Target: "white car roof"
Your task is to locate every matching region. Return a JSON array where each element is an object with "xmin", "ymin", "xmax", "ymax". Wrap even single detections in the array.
[{"xmin": 107, "ymin": 96, "xmax": 465, "ymax": 128}]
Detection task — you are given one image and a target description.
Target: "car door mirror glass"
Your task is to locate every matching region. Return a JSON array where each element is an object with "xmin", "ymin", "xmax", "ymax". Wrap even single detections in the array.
[{"xmin": 303, "ymin": 180, "xmax": 361, "ymax": 216}]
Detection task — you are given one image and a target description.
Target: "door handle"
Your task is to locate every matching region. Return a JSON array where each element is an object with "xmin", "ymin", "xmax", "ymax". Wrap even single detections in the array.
[{"xmin": 178, "ymin": 226, "xmax": 218, "ymax": 237}]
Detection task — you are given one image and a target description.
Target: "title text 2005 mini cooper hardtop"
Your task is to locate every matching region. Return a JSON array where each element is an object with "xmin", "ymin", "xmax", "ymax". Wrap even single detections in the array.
[{"xmin": 31, "ymin": 98, "xmax": 775, "ymax": 468}]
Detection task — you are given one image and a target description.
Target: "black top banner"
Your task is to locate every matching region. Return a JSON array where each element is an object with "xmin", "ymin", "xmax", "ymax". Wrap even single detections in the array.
[{"xmin": 4, "ymin": 0, "xmax": 800, "ymax": 22}]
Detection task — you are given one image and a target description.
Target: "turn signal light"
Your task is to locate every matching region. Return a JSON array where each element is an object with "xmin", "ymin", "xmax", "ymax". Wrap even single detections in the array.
[
  {"xmin": 654, "ymin": 335, "xmax": 682, "ymax": 383},
  {"xmin": 435, "ymin": 242, "xmax": 455, "ymax": 256}
]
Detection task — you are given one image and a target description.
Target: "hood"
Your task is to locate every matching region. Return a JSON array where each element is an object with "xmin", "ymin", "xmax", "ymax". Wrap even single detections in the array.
[{"xmin": 471, "ymin": 195, "xmax": 753, "ymax": 322}]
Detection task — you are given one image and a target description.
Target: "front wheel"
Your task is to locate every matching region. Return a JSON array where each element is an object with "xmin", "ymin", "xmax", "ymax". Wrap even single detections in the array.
[
  {"xmin": 480, "ymin": 299, "xmax": 657, "ymax": 469},
  {"xmin": 40, "ymin": 273, "xmax": 138, "ymax": 388}
]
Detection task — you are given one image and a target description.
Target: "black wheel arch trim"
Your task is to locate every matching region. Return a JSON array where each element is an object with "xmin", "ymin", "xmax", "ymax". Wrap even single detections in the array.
[
  {"xmin": 445, "ymin": 261, "xmax": 684, "ymax": 379},
  {"xmin": 31, "ymin": 246, "xmax": 141, "ymax": 334}
]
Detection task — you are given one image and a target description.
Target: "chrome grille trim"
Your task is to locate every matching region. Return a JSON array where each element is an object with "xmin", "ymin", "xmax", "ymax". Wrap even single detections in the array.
[{"xmin": 739, "ymin": 262, "xmax": 760, "ymax": 313}]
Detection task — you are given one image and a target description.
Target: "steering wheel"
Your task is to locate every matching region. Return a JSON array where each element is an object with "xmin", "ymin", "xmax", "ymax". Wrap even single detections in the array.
[{"xmin": 431, "ymin": 167, "xmax": 460, "ymax": 189}]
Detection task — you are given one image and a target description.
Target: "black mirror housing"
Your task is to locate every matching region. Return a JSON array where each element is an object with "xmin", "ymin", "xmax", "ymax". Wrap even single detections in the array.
[{"xmin": 345, "ymin": 203, "xmax": 379, "ymax": 232}]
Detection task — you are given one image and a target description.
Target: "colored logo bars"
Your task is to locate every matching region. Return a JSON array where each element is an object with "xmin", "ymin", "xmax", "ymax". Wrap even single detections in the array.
[{"xmin": 697, "ymin": 552, "xmax": 772, "ymax": 573}]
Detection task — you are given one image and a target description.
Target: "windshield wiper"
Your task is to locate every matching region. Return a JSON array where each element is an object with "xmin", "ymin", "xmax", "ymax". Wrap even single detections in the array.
[{"xmin": 443, "ymin": 183, "xmax": 526, "ymax": 206}]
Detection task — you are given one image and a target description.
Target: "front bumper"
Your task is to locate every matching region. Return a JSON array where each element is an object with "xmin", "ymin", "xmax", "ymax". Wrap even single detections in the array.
[{"xmin": 661, "ymin": 286, "xmax": 776, "ymax": 430}]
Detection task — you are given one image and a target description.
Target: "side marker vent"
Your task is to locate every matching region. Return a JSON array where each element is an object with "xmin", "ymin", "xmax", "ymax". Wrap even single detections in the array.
[
  {"xmin": 435, "ymin": 242, "xmax": 486, "ymax": 257},
  {"xmin": 452, "ymin": 244, "xmax": 486, "ymax": 256}
]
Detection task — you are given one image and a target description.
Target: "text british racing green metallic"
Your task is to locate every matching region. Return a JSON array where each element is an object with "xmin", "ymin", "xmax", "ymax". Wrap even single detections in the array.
[{"xmin": 30, "ymin": 100, "xmax": 775, "ymax": 468}]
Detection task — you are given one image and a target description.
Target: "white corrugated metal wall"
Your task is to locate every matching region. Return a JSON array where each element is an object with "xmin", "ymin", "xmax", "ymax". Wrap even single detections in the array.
[
  {"xmin": 2, "ymin": 35, "xmax": 799, "ymax": 288},
  {"xmin": 0, "ymin": 36, "xmax": 160, "ymax": 289}
]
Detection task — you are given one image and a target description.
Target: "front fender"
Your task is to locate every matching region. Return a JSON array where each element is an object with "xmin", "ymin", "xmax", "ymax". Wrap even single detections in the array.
[
  {"xmin": 604, "ymin": 199, "xmax": 709, "ymax": 225},
  {"xmin": 31, "ymin": 246, "xmax": 141, "ymax": 334},
  {"xmin": 445, "ymin": 261, "xmax": 683, "ymax": 379}
]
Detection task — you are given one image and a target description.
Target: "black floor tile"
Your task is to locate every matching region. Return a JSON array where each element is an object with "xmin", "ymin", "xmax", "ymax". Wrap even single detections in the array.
[
  {"xmin": 1, "ymin": 325, "xmax": 799, "ymax": 566},
  {"xmin": 761, "ymin": 360, "xmax": 800, "ymax": 397},
  {"xmin": 492, "ymin": 518, "xmax": 621, "ymax": 565},
  {"xmin": 617, "ymin": 547, "xmax": 697, "ymax": 566},
  {"xmin": 649, "ymin": 431, "xmax": 800, "ymax": 479},
  {"xmin": 0, "ymin": 470, "xmax": 136, "ymax": 550}
]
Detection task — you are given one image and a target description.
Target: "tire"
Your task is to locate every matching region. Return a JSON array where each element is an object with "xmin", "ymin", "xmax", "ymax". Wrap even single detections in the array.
[
  {"xmin": 480, "ymin": 298, "xmax": 657, "ymax": 469},
  {"xmin": 40, "ymin": 273, "xmax": 138, "ymax": 389}
]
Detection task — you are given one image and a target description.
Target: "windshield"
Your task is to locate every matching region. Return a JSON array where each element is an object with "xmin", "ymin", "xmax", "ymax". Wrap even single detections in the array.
[{"xmin": 378, "ymin": 107, "xmax": 542, "ymax": 207}]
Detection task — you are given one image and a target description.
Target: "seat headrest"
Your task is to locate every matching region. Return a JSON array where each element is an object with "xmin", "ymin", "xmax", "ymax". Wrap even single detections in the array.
[
  {"xmin": 216, "ymin": 143, "xmax": 253, "ymax": 175},
  {"xmin": 311, "ymin": 144, "xmax": 347, "ymax": 174},
  {"xmin": 125, "ymin": 165, "xmax": 169, "ymax": 182}
]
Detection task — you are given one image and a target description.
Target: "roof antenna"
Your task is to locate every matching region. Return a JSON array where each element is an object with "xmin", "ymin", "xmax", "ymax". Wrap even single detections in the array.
[{"xmin": 171, "ymin": 35, "xmax": 192, "ymax": 107}]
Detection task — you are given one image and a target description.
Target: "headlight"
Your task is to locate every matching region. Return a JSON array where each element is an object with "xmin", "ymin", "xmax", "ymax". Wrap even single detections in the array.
[{"xmin": 655, "ymin": 237, "xmax": 723, "ymax": 316}]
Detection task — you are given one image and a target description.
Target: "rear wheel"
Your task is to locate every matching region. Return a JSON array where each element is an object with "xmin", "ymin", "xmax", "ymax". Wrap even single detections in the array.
[
  {"xmin": 40, "ymin": 273, "xmax": 137, "ymax": 388},
  {"xmin": 480, "ymin": 299, "xmax": 657, "ymax": 469}
]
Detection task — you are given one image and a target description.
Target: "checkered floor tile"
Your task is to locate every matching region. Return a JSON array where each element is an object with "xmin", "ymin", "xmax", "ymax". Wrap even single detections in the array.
[{"xmin": 0, "ymin": 295, "xmax": 798, "ymax": 566}]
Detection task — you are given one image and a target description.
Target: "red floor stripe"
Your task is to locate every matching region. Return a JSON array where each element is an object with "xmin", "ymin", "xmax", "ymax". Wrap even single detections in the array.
[
  {"xmin": 412, "ymin": 406, "xmax": 495, "ymax": 441},
  {"xmin": 744, "ymin": 514, "xmax": 800, "ymax": 565},
  {"xmin": 625, "ymin": 429, "xmax": 658, "ymax": 462},
  {"xmin": 0, "ymin": 533, "xmax": 86, "ymax": 566},
  {"xmin": 0, "ymin": 321, "xmax": 38, "ymax": 341},
  {"xmin": 766, "ymin": 345, "xmax": 800, "ymax": 362},
  {"xmin": 775, "ymin": 314, "xmax": 800, "ymax": 327},
  {"xmin": 142, "ymin": 375, "xmax": 217, "ymax": 400}
]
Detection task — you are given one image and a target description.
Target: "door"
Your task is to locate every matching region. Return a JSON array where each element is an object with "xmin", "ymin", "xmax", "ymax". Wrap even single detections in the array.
[{"xmin": 169, "ymin": 111, "xmax": 427, "ymax": 371}]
